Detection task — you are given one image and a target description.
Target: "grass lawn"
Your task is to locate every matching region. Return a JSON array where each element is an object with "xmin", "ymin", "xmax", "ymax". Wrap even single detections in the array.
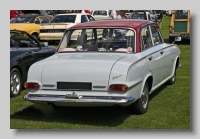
[{"xmin": 10, "ymin": 16, "xmax": 190, "ymax": 129}]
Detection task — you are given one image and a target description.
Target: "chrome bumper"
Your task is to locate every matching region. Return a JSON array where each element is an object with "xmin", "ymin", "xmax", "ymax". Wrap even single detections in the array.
[{"xmin": 24, "ymin": 94, "xmax": 135, "ymax": 106}]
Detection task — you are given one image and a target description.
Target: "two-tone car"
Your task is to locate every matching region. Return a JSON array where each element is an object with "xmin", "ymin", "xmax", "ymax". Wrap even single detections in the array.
[
  {"xmin": 39, "ymin": 13, "xmax": 95, "ymax": 41},
  {"xmin": 10, "ymin": 14, "xmax": 51, "ymax": 40},
  {"xmin": 10, "ymin": 30, "xmax": 56, "ymax": 97},
  {"xmin": 24, "ymin": 19, "xmax": 181, "ymax": 114}
]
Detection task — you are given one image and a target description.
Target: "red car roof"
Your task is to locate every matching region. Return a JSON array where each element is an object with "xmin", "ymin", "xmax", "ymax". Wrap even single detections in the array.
[{"xmin": 70, "ymin": 19, "xmax": 154, "ymax": 30}]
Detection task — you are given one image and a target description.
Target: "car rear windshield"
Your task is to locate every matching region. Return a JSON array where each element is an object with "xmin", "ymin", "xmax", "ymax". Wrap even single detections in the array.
[
  {"xmin": 50, "ymin": 15, "xmax": 76, "ymax": 23},
  {"xmin": 58, "ymin": 28, "xmax": 136, "ymax": 53}
]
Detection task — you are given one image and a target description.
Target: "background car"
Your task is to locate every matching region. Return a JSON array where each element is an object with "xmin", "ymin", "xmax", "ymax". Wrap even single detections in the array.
[
  {"xmin": 10, "ymin": 14, "xmax": 51, "ymax": 40},
  {"xmin": 39, "ymin": 13, "xmax": 95, "ymax": 41},
  {"xmin": 169, "ymin": 10, "xmax": 190, "ymax": 43},
  {"xmin": 24, "ymin": 19, "xmax": 181, "ymax": 115},
  {"xmin": 10, "ymin": 30, "xmax": 56, "ymax": 97},
  {"xmin": 91, "ymin": 10, "xmax": 111, "ymax": 20}
]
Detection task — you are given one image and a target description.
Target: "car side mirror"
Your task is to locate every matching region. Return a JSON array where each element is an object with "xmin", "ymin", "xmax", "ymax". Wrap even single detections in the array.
[{"xmin": 172, "ymin": 37, "xmax": 182, "ymax": 44}]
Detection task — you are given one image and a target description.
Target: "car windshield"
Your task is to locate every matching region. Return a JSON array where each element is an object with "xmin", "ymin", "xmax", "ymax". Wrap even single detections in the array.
[
  {"xmin": 10, "ymin": 31, "xmax": 38, "ymax": 47},
  {"xmin": 93, "ymin": 11, "xmax": 108, "ymax": 16},
  {"xmin": 58, "ymin": 28, "xmax": 135, "ymax": 53},
  {"xmin": 10, "ymin": 17, "xmax": 33, "ymax": 23},
  {"xmin": 50, "ymin": 15, "xmax": 76, "ymax": 23}
]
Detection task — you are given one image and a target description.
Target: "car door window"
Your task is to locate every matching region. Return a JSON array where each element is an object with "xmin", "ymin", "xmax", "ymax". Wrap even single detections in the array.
[
  {"xmin": 81, "ymin": 15, "xmax": 88, "ymax": 23},
  {"xmin": 150, "ymin": 26, "xmax": 162, "ymax": 45},
  {"xmin": 141, "ymin": 26, "xmax": 153, "ymax": 51},
  {"xmin": 39, "ymin": 17, "xmax": 49, "ymax": 23}
]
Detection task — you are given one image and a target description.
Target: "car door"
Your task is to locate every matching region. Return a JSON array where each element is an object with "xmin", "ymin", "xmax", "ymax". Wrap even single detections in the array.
[
  {"xmin": 141, "ymin": 25, "xmax": 162, "ymax": 88},
  {"xmin": 150, "ymin": 25, "xmax": 176, "ymax": 81}
]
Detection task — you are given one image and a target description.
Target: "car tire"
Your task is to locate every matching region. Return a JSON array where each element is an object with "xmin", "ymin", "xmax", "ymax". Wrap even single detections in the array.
[
  {"xmin": 31, "ymin": 33, "xmax": 39, "ymax": 40},
  {"xmin": 10, "ymin": 68, "xmax": 22, "ymax": 98},
  {"xmin": 169, "ymin": 36, "xmax": 174, "ymax": 44},
  {"xmin": 167, "ymin": 69, "xmax": 176, "ymax": 85},
  {"xmin": 128, "ymin": 82, "xmax": 149, "ymax": 114}
]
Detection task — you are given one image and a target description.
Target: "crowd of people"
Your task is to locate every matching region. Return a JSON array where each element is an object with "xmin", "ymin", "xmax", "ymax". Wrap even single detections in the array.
[{"xmin": 10, "ymin": 10, "xmax": 163, "ymax": 27}]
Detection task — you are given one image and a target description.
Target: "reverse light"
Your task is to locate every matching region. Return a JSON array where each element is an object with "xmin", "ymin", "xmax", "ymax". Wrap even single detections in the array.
[
  {"xmin": 109, "ymin": 84, "xmax": 128, "ymax": 91},
  {"xmin": 24, "ymin": 82, "xmax": 39, "ymax": 89}
]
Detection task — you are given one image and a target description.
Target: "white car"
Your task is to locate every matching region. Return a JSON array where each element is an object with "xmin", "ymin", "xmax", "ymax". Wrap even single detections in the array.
[
  {"xmin": 39, "ymin": 13, "xmax": 95, "ymax": 41},
  {"xmin": 91, "ymin": 10, "xmax": 110, "ymax": 20},
  {"xmin": 24, "ymin": 19, "xmax": 181, "ymax": 115}
]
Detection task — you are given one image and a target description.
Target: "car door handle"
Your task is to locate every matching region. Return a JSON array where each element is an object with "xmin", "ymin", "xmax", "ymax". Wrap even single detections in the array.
[
  {"xmin": 148, "ymin": 56, "xmax": 153, "ymax": 61},
  {"xmin": 160, "ymin": 51, "xmax": 164, "ymax": 54}
]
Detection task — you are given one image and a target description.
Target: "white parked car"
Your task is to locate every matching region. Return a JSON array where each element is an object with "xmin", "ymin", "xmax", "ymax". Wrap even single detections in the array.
[
  {"xmin": 39, "ymin": 13, "xmax": 95, "ymax": 41},
  {"xmin": 91, "ymin": 10, "xmax": 110, "ymax": 20},
  {"xmin": 24, "ymin": 19, "xmax": 181, "ymax": 114}
]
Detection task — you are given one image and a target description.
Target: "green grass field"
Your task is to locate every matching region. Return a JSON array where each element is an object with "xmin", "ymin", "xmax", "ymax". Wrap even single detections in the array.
[{"xmin": 10, "ymin": 16, "xmax": 190, "ymax": 129}]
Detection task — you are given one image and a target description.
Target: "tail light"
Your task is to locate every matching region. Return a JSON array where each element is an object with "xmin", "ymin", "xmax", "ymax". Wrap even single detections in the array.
[
  {"xmin": 24, "ymin": 82, "xmax": 39, "ymax": 89},
  {"xmin": 109, "ymin": 84, "xmax": 128, "ymax": 91}
]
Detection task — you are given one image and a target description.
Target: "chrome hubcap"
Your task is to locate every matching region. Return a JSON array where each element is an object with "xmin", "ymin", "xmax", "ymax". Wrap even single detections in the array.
[
  {"xmin": 141, "ymin": 84, "xmax": 148, "ymax": 109},
  {"xmin": 10, "ymin": 72, "xmax": 20, "ymax": 95}
]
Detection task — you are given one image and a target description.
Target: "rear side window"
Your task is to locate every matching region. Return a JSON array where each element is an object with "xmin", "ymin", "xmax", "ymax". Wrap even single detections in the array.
[
  {"xmin": 141, "ymin": 26, "xmax": 153, "ymax": 50},
  {"xmin": 150, "ymin": 26, "xmax": 162, "ymax": 45},
  {"xmin": 175, "ymin": 10, "xmax": 188, "ymax": 19}
]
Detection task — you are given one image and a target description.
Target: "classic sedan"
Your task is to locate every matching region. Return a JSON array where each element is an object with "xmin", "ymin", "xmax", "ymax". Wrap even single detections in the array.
[
  {"xmin": 24, "ymin": 19, "xmax": 181, "ymax": 114},
  {"xmin": 10, "ymin": 30, "xmax": 56, "ymax": 97},
  {"xmin": 10, "ymin": 14, "xmax": 51, "ymax": 40},
  {"xmin": 39, "ymin": 13, "xmax": 95, "ymax": 41}
]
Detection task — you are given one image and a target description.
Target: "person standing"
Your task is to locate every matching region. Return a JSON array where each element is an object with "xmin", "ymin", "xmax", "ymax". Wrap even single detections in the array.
[
  {"xmin": 108, "ymin": 10, "xmax": 117, "ymax": 19},
  {"xmin": 117, "ymin": 10, "xmax": 128, "ymax": 19},
  {"xmin": 156, "ymin": 10, "xmax": 163, "ymax": 29}
]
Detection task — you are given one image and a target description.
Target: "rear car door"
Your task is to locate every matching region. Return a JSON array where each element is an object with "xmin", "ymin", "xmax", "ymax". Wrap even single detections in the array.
[{"xmin": 141, "ymin": 25, "xmax": 162, "ymax": 87}]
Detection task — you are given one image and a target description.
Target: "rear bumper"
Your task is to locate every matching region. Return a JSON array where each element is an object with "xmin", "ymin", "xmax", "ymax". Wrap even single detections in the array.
[
  {"xmin": 169, "ymin": 33, "xmax": 190, "ymax": 39},
  {"xmin": 24, "ymin": 94, "xmax": 135, "ymax": 106},
  {"xmin": 39, "ymin": 33, "xmax": 63, "ymax": 41}
]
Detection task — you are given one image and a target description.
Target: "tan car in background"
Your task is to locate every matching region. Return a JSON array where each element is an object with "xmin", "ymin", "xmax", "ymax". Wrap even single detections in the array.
[
  {"xmin": 10, "ymin": 14, "xmax": 51, "ymax": 40},
  {"xmin": 39, "ymin": 13, "xmax": 95, "ymax": 41}
]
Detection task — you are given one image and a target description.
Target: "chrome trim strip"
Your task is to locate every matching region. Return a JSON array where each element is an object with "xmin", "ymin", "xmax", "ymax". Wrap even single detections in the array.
[
  {"xmin": 43, "ymin": 84, "xmax": 56, "ymax": 87},
  {"xmin": 92, "ymin": 86, "xmax": 107, "ymax": 88}
]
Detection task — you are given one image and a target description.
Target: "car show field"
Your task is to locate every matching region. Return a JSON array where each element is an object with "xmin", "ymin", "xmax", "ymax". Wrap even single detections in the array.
[{"xmin": 10, "ymin": 16, "xmax": 190, "ymax": 129}]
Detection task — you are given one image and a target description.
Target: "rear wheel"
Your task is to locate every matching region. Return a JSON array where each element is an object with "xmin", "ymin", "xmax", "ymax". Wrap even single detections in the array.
[
  {"xmin": 31, "ymin": 33, "xmax": 39, "ymax": 40},
  {"xmin": 128, "ymin": 82, "xmax": 149, "ymax": 114},
  {"xmin": 10, "ymin": 68, "xmax": 22, "ymax": 98}
]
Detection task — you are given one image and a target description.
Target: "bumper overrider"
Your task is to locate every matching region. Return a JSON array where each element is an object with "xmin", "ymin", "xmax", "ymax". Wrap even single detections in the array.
[{"xmin": 24, "ymin": 93, "xmax": 135, "ymax": 106}]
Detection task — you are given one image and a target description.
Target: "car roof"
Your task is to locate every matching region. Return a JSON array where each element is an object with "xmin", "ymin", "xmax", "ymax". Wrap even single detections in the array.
[{"xmin": 70, "ymin": 19, "xmax": 153, "ymax": 30}]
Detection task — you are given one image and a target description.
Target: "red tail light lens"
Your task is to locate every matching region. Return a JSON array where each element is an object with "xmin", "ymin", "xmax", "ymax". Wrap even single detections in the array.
[
  {"xmin": 109, "ymin": 84, "xmax": 128, "ymax": 91},
  {"xmin": 24, "ymin": 82, "xmax": 39, "ymax": 89}
]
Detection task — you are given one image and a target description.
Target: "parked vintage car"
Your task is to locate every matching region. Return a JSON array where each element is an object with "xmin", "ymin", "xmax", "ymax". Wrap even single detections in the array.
[
  {"xmin": 169, "ymin": 10, "xmax": 190, "ymax": 43},
  {"xmin": 126, "ymin": 10, "xmax": 152, "ymax": 21},
  {"xmin": 39, "ymin": 13, "xmax": 95, "ymax": 41},
  {"xmin": 10, "ymin": 14, "xmax": 51, "ymax": 40},
  {"xmin": 24, "ymin": 19, "xmax": 181, "ymax": 114},
  {"xmin": 91, "ymin": 10, "xmax": 110, "ymax": 20},
  {"xmin": 10, "ymin": 30, "xmax": 56, "ymax": 97}
]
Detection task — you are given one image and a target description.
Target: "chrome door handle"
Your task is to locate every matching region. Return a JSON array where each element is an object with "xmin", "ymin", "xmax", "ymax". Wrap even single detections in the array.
[{"xmin": 148, "ymin": 56, "xmax": 153, "ymax": 61}]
